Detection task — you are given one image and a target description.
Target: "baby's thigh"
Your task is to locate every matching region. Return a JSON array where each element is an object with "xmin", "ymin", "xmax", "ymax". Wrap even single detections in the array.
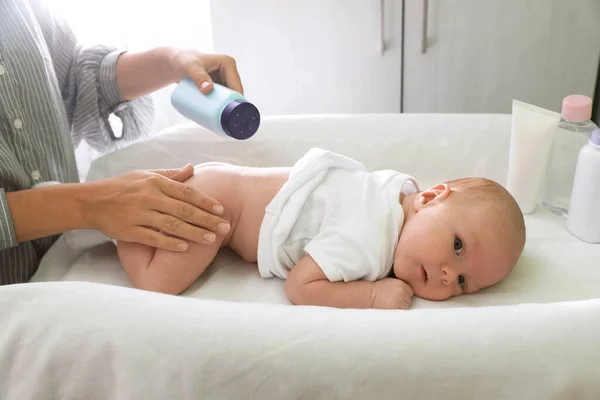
[
  {"xmin": 117, "ymin": 241, "xmax": 156, "ymax": 273},
  {"xmin": 117, "ymin": 237, "xmax": 222, "ymax": 294},
  {"xmin": 188, "ymin": 163, "xmax": 241, "ymax": 206},
  {"xmin": 145, "ymin": 238, "xmax": 222, "ymax": 293}
]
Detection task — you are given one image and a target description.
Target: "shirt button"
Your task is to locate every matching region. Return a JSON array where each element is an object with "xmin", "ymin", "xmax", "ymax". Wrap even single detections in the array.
[
  {"xmin": 31, "ymin": 170, "xmax": 41, "ymax": 181},
  {"xmin": 0, "ymin": 65, "xmax": 5, "ymax": 76},
  {"xmin": 13, "ymin": 119, "xmax": 23, "ymax": 130}
]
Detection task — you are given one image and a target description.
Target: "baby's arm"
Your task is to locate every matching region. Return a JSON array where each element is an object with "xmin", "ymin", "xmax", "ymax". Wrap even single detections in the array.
[{"xmin": 285, "ymin": 255, "xmax": 414, "ymax": 309}]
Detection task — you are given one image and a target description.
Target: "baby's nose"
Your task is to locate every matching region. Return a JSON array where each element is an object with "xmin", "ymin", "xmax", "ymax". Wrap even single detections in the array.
[{"xmin": 441, "ymin": 265, "xmax": 458, "ymax": 285}]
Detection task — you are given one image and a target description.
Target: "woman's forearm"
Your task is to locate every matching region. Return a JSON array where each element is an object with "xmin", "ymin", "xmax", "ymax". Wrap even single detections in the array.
[
  {"xmin": 115, "ymin": 46, "xmax": 177, "ymax": 100},
  {"xmin": 5, "ymin": 184, "xmax": 91, "ymax": 243}
]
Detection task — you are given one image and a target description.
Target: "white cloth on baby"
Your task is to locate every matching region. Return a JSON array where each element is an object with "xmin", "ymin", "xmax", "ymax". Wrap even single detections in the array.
[{"xmin": 257, "ymin": 148, "xmax": 419, "ymax": 282}]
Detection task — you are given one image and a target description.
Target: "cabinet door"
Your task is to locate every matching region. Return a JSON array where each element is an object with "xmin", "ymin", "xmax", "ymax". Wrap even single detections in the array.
[
  {"xmin": 403, "ymin": 0, "xmax": 600, "ymax": 113},
  {"xmin": 210, "ymin": 0, "xmax": 403, "ymax": 115}
]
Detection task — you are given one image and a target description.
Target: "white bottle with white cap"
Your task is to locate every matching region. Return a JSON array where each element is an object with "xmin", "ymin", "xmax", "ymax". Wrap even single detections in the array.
[{"xmin": 567, "ymin": 128, "xmax": 600, "ymax": 243}]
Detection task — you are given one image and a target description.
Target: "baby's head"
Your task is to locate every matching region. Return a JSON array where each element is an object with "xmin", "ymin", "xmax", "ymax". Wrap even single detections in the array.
[{"xmin": 393, "ymin": 177, "xmax": 525, "ymax": 301}]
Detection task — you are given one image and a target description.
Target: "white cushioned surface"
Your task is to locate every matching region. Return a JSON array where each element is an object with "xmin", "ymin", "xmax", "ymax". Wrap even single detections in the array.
[{"xmin": 0, "ymin": 114, "xmax": 597, "ymax": 399}]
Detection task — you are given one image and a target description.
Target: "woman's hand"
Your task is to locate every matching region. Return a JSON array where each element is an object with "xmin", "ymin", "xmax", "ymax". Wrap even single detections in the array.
[
  {"xmin": 82, "ymin": 164, "xmax": 231, "ymax": 252},
  {"xmin": 167, "ymin": 48, "xmax": 244, "ymax": 95},
  {"xmin": 115, "ymin": 47, "xmax": 243, "ymax": 100}
]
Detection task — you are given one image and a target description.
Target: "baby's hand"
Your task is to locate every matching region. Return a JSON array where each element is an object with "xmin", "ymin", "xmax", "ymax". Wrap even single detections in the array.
[{"xmin": 372, "ymin": 278, "xmax": 414, "ymax": 309}]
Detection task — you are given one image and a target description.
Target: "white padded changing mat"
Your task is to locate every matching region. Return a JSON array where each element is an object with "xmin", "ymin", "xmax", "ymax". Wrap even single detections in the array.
[{"xmin": 2, "ymin": 113, "xmax": 597, "ymax": 399}]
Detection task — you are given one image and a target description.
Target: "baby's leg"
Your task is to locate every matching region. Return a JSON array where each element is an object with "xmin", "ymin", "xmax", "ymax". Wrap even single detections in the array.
[
  {"xmin": 116, "ymin": 242, "xmax": 156, "ymax": 278},
  {"xmin": 118, "ymin": 164, "xmax": 239, "ymax": 295},
  {"xmin": 117, "ymin": 233, "xmax": 225, "ymax": 295}
]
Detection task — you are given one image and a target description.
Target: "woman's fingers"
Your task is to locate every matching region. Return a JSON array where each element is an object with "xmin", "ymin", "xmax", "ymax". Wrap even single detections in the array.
[
  {"xmin": 217, "ymin": 55, "xmax": 244, "ymax": 94},
  {"xmin": 127, "ymin": 226, "xmax": 189, "ymax": 252},
  {"xmin": 150, "ymin": 164, "xmax": 195, "ymax": 182},
  {"xmin": 150, "ymin": 209, "xmax": 228, "ymax": 245},
  {"xmin": 203, "ymin": 53, "xmax": 244, "ymax": 94},
  {"xmin": 158, "ymin": 175, "xmax": 225, "ymax": 217}
]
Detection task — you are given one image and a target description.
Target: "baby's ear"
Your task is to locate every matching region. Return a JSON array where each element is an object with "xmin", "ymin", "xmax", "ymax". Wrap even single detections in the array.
[{"xmin": 413, "ymin": 183, "xmax": 451, "ymax": 211}]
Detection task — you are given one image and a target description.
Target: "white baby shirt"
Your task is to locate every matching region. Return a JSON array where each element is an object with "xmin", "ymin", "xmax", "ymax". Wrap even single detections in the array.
[{"xmin": 257, "ymin": 148, "xmax": 419, "ymax": 282}]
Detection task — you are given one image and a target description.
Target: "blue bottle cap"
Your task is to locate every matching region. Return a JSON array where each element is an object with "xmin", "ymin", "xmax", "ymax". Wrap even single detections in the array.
[{"xmin": 221, "ymin": 100, "xmax": 260, "ymax": 140}]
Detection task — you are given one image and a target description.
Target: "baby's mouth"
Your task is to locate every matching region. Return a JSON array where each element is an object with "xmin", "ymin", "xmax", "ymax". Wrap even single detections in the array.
[{"xmin": 421, "ymin": 265, "xmax": 428, "ymax": 283}]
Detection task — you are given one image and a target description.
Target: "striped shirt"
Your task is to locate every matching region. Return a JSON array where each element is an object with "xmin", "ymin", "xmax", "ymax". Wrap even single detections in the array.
[{"xmin": 0, "ymin": 0, "xmax": 154, "ymax": 284}]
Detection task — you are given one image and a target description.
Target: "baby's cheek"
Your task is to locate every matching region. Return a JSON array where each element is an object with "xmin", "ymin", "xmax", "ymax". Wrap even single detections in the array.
[
  {"xmin": 414, "ymin": 285, "xmax": 455, "ymax": 301},
  {"xmin": 402, "ymin": 228, "xmax": 435, "ymax": 255}
]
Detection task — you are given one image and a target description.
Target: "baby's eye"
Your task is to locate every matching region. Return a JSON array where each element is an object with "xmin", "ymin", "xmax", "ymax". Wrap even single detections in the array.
[
  {"xmin": 454, "ymin": 236, "xmax": 464, "ymax": 256},
  {"xmin": 458, "ymin": 274, "xmax": 465, "ymax": 287}
]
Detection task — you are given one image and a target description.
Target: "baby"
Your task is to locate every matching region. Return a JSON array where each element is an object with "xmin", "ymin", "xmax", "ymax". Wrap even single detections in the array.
[{"xmin": 117, "ymin": 148, "xmax": 526, "ymax": 309}]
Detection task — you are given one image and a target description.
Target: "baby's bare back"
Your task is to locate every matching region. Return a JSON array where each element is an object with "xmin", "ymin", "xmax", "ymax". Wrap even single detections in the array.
[{"xmin": 188, "ymin": 163, "xmax": 290, "ymax": 262}]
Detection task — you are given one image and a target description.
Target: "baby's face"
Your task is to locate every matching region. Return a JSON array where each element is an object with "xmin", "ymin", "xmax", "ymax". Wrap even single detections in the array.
[{"xmin": 393, "ymin": 184, "xmax": 519, "ymax": 301}]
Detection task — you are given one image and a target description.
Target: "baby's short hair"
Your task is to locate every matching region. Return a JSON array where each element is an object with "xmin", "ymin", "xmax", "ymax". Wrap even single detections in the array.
[{"xmin": 445, "ymin": 177, "xmax": 526, "ymax": 255}]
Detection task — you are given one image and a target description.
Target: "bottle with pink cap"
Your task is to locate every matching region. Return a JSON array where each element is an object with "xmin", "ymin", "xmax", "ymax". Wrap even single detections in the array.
[{"xmin": 542, "ymin": 94, "xmax": 598, "ymax": 216}]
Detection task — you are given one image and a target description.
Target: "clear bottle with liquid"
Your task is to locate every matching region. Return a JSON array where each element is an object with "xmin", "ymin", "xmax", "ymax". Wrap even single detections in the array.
[{"xmin": 542, "ymin": 95, "xmax": 597, "ymax": 216}]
